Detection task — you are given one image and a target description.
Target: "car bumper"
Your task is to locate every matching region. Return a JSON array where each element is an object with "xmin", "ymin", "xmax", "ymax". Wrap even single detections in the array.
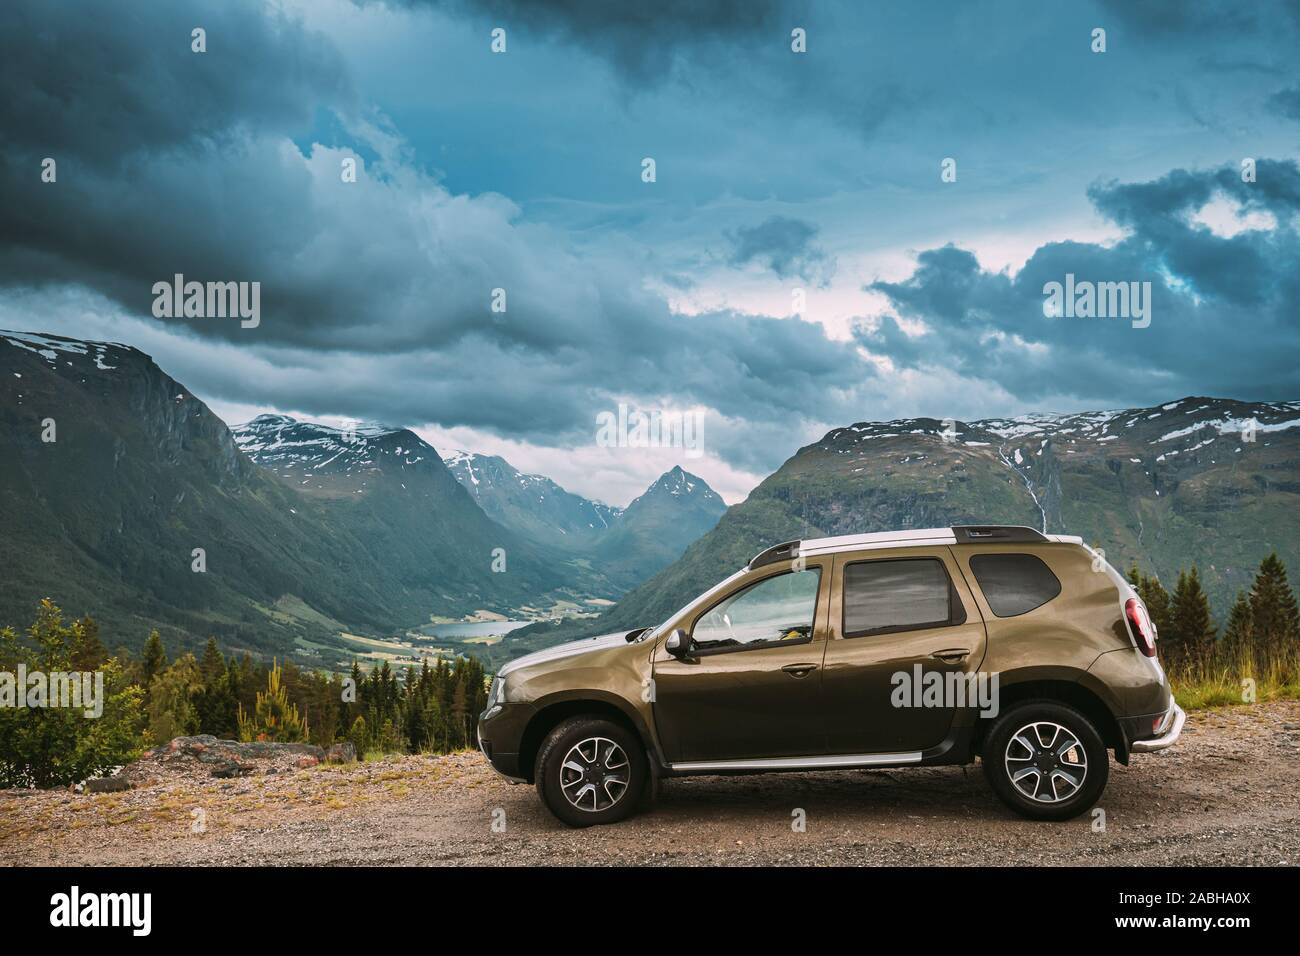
[
  {"xmin": 1129, "ymin": 698, "xmax": 1186, "ymax": 753},
  {"xmin": 476, "ymin": 702, "xmax": 533, "ymax": 783}
]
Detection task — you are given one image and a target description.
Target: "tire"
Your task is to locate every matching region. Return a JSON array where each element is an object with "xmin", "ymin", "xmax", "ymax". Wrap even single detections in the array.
[
  {"xmin": 982, "ymin": 701, "xmax": 1108, "ymax": 821},
  {"xmin": 535, "ymin": 716, "xmax": 648, "ymax": 828}
]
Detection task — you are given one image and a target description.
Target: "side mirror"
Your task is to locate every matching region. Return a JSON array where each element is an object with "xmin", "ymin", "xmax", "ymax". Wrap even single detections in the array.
[{"xmin": 665, "ymin": 628, "xmax": 691, "ymax": 658}]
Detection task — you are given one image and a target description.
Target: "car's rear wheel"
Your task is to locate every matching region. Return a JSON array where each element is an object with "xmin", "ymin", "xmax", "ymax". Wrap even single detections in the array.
[
  {"xmin": 982, "ymin": 701, "xmax": 1108, "ymax": 821},
  {"xmin": 535, "ymin": 716, "xmax": 647, "ymax": 827}
]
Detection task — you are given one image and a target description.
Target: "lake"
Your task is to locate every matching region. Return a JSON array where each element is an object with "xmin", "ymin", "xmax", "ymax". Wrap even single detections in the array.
[{"xmin": 430, "ymin": 620, "xmax": 531, "ymax": 639}]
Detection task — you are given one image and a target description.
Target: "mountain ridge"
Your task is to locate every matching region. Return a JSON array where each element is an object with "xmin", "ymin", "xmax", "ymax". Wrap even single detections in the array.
[
  {"xmin": 439, "ymin": 451, "xmax": 726, "ymax": 591},
  {"xmin": 0, "ymin": 331, "xmax": 587, "ymax": 659},
  {"xmin": 495, "ymin": 394, "xmax": 1300, "ymax": 662}
]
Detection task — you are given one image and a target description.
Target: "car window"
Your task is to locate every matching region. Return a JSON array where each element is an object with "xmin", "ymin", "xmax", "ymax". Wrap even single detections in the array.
[
  {"xmin": 842, "ymin": 558, "xmax": 958, "ymax": 637},
  {"xmin": 692, "ymin": 568, "xmax": 821, "ymax": 653},
  {"xmin": 969, "ymin": 553, "xmax": 1061, "ymax": 617}
]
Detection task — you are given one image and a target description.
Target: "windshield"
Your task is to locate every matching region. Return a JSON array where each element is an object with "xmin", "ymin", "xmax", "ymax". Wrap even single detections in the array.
[{"xmin": 638, "ymin": 568, "xmax": 749, "ymax": 643}]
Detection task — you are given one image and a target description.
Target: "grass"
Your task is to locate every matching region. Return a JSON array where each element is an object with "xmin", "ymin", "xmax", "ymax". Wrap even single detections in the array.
[{"xmin": 1168, "ymin": 646, "xmax": 1300, "ymax": 711}]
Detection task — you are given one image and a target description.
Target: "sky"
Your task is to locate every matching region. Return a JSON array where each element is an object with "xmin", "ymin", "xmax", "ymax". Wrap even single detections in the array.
[{"xmin": 2, "ymin": 0, "xmax": 1299, "ymax": 506}]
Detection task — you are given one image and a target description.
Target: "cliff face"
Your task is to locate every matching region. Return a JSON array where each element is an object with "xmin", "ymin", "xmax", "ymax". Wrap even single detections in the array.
[{"xmin": 0, "ymin": 331, "xmax": 558, "ymax": 657}]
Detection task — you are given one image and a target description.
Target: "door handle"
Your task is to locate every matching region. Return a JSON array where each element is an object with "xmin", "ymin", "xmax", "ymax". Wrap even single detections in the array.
[
  {"xmin": 931, "ymin": 649, "xmax": 970, "ymax": 663},
  {"xmin": 782, "ymin": 663, "xmax": 818, "ymax": 678}
]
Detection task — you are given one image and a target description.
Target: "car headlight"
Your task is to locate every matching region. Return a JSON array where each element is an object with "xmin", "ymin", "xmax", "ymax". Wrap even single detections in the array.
[{"xmin": 487, "ymin": 675, "xmax": 506, "ymax": 710}]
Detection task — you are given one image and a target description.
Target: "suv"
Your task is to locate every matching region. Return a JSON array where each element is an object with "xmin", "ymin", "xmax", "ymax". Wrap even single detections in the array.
[{"xmin": 477, "ymin": 525, "xmax": 1184, "ymax": 826}]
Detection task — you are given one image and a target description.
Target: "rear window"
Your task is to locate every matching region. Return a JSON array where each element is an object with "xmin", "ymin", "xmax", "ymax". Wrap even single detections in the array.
[
  {"xmin": 969, "ymin": 553, "xmax": 1061, "ymax": 617},
  {"xmin": 842, "ymin": 558, "xmax": 964, "ymax": 637}
]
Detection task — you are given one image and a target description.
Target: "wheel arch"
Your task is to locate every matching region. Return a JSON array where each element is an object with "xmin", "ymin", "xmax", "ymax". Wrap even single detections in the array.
[
  {"xmin": 518, "ymin": 691, "xmax": 657, "ymax": 783},
  {"xmin": 976, "ymin": 670, "xmax": 1126, "ymax": 762}
]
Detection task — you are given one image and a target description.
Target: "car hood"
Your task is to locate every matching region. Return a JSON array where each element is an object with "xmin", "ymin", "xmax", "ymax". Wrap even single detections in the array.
[{"xmin": 498, "ymin": 631, "xmax": 638, "ymax": 678}]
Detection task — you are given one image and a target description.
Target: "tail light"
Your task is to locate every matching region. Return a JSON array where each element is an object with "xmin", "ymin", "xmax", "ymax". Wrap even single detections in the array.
[{"xmin": 1125, "ymin": 597, "xmax": 1157, "ymax": 658}]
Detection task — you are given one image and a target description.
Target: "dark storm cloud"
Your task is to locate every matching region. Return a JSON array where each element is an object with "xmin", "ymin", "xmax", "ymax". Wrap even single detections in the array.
[
  {"xmin": 0, "ymin": 0, "xmax": 871, "ymax": 465},
  {"xmin": 726, "ymin": 216, "xmax": 834, "ymax": 284},
  {"xmin": 8, "ymin": 0, "xmax": 1300, "ymax": 479},
  {"xmin": 379, "ymin": 0, "xmax": 785, "ymax": 78},
  {"xmin": 858, "ymin": 161, "xmax": 1300, "ymax": 404},
  {"xmin": 0, "ymin": 0, "xmax": 350, "ymax": 165}
]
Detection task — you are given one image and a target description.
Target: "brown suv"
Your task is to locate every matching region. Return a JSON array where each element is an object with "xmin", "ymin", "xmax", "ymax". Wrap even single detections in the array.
[{"xmin": 477, "ymin": 526, "xmax": 1184, "ymax": 826}]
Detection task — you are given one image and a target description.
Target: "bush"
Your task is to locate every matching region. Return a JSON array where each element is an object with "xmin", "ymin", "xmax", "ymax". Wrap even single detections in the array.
[{"xmin": 0, "ymin": 600, "xmax": 144, "ymax": 788}]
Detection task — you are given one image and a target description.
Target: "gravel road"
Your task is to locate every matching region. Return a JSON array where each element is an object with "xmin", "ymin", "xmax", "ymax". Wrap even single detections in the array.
[{"xmin": 4, "ymin": 701, "xmax": 1298, "ymax": 866}]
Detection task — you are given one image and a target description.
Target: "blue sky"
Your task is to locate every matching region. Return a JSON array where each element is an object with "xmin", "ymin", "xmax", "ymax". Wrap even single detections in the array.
[{"xmin": 3, "ymin": 0, "xmax": 1299, "ymax": 504}]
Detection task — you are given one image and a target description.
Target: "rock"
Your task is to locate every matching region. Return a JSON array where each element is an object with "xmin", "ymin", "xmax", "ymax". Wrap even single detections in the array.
[
  {"xmin": 210, "ymin": 760, "xmax": 255, "ymax": 779},
  {"xmin": 296, "ymin": 756, "xmax": 319, "ymax": 769},
  {"xmin": 326, "ymin": 742, "xmax": 357, "ymax": 764},
  {"xmin": 86, "ymin": 776, "xmax": 131, "ymax": 793}
]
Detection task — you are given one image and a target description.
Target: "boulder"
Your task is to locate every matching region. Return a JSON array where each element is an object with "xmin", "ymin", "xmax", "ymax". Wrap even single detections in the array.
[
  {"xmin": 325, "ymin": 742, "xmax": 357, "ymax": 764},
  {"xmin": 210, "ymin": 758, "xmax": 258, "ymax": 778}
]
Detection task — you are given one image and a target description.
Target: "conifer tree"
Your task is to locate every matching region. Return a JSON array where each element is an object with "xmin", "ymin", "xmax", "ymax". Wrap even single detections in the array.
[
  {"xmin": 238, "ymin": 659, "xmax": 308, "ymax": 743},
  {"xmin": 349, "ymin": 714, "xmax": 369, "ymax": 760},
  {"xmin": 70, "ymin": 616, "xmax": 108, "ymax": 671},
  {"xmin": 1249, "ymin": 553, "xmax": 1300, "ymax": 660},
  {"xmin": 141, "ymin": 630, "xmax": 167, "ymax": 694},
  {"xmin": 195, "ymin": 637, "xmax": 238, "ymax": 737},
  {"xmin": 1127, "ymin": 565, "xmax": 1172, "ymax": 640},
  {"xmin": 1220, "ymin": 590, "xmax": 1254, "ymax": 661},
  {"xmin": 1167, "ymin": 567, "xmax": 1215, "ymax": 666}
]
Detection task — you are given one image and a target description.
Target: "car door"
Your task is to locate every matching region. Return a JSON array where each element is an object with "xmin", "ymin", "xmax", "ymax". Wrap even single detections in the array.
[
  {"xmin": 820, "ymin": 547, "xmax": 988, "ymax": 755},
  {"xmin": 651, "ymin": 559, "xmax": 831, "ymax": 764}
]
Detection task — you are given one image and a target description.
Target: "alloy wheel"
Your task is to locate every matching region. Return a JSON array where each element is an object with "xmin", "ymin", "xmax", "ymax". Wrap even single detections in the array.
[
  {"xmin": 1003, "ymin": 721, "xmax": 1088, "ymax": 804},
  {"xmin": 559, "ymin": 737, "xmax": 630, "ymax": 812}
]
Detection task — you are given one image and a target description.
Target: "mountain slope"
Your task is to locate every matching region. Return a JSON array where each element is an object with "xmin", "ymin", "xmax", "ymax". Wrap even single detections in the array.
[
  {"xmin": 442, "ymin": 454, "xmax": 725, "ymax": 591},
  {"xmin": 0, "ymin": 331, "xmax": 405, "ymax": 654},
  {"xmin": 441, "ymin": 451, "xmax": 620, "ymax": 546},
  {"xmin": 499, "ymin": 396, "xmax": 1300, "ymax": 657},
  {"xmin": 231, "ymin": 415, "xmax": 589, "ymax": 613},
  {"xmin": 0, "ymin": 332, "xmax": 581, "ymax": 658},
  {"xmin": 586, "ymin": 465, "xmax": 726, "ymax": 588}
]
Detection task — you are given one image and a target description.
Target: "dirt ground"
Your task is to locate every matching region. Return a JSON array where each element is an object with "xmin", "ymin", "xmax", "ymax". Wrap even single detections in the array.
[{"xmin": 3, "ymin": 701, "xmax": 1298, "ymax": 866}]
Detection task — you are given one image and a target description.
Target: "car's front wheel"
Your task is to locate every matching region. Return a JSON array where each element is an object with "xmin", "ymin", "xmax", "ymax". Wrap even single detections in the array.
[
  {"xmin": 982, "ymin": 701, "xmax": 1108, "ymax": 821},
  {"xmin": 535, "ymin": 716, "xmax": 647, "ymax": 827}
]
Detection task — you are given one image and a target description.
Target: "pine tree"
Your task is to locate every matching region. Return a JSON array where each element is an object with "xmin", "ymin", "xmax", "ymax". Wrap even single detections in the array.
[
  {"xmin": 147, "ymin": 654, "xmax": 203, "ymax": 744},
  {"xmin": 1220, "ymin": 590, "xmax": 1254, "ymax": 661},
  {"xmin": 1167, "ymin": 567, "xmax": 1215, "ymax": 666},
  {"xmin": 450, "ymin": 673, "xmax": 468, "ymax": 750},
  {"xmin": 1248, "ymin": 553, "xmax": 1300, "ymax": 660},
  {"xmin": 194, "ymin": 638, "xmax": 238, "ymax": 737},
  {"xmin": 349, "ymin": 714, "xmax": 369, "ymax": 760},
  {"xmin": 1135, "ymin": 572, "xmax": 1172, "ymax": 641},
  {"xmin": 237, "ymin": 659, "xmax": 308, "ymax": 743},
  {"xmin": 236, "ymin": 653, "xmax": 257, "ymax": 713},
  {"xmin": 70, "ymin": 616, "xmax": 108, "ymax": 671},
  {"xmin": 141, "ymin": 630, "xmax": 167, "ymax": 693}
]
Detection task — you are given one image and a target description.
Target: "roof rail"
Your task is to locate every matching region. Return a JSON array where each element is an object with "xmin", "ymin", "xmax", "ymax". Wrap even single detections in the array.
[
  {"xmin": 748, "ymin": 540, "xmax": 800, "ymax": 570},
  {"xmin": 951, "ymin": 525, "xmax": 1048, "ymax": 544}
]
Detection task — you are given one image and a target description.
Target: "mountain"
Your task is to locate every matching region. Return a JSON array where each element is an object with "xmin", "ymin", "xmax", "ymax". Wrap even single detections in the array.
[
  {"xmin": 498, "ymin": 396, "xmax": 1300, "ymax": 658},
  {"xmin": 0, "ymin": 331, "xmax": 579, "ymax": 659},
  {"xmin": 441, "ymin": 451, "xmax": 621, "ymax": 546},
  {"xmin": 443, "ymin": 453, "xmax": 726, "ymax": 591},
  {"xmin": 230, "ymin": 414, "xmax": 587, "ymax": 610},
  {"xmin": 586, "ymin": 465, "xmax": 727, "ymax": 588}
]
